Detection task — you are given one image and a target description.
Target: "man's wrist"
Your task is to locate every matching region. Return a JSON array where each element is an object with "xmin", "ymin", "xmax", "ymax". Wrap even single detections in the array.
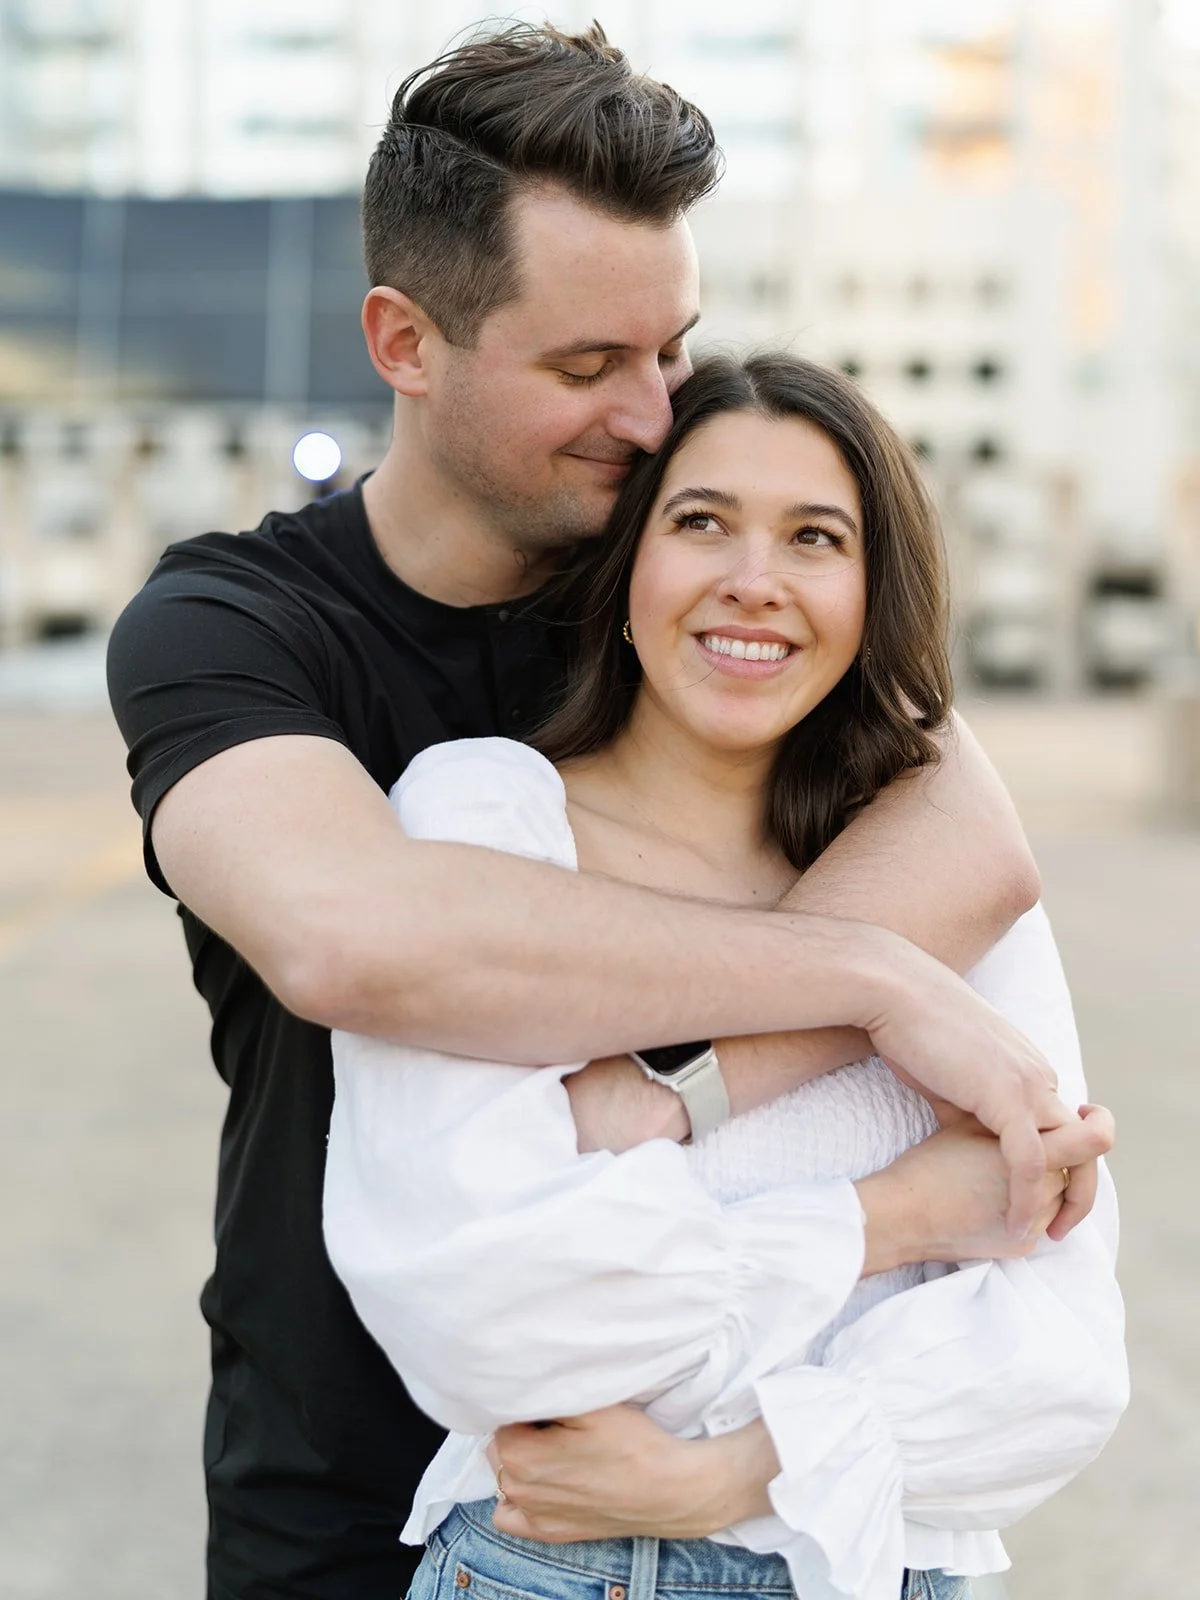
[{"xmin": 783, "ymin": 912, "xmax": 916, "ymax": 1037}]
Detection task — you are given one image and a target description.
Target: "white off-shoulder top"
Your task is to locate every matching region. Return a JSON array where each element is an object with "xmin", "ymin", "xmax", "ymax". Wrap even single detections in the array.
[{"xmin": 322, "ymin": 738, "xmax": 1128, "ymax": 1600}]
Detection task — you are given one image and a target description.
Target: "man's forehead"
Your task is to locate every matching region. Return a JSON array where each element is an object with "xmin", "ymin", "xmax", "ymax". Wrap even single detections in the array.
[{"xmin": 501, "ymin": 186, "xmax": 700, "ymax": 351}]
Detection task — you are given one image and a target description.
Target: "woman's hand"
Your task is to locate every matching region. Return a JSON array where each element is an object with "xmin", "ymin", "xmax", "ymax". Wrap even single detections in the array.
[
  {"xmin": 857, "ymin": 932, "xmax": 1081, "ymax": 1238},
  {"xmin": 856, "ymin": 1103, "xmax": 1115, "ymax": 1274},
  {"xmin": 926, "ymin": 1095, "xmax": 1112, "ymax": 1244},
  {"xmin": 485, "ymin": 1408, "xmax": 778, "ymax": 1543}
]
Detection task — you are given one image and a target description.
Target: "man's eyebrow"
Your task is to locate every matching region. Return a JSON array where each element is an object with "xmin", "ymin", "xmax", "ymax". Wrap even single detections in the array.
[{"xmin": 540, "ymin": 312, "xmax": 701, "ymax": 362}]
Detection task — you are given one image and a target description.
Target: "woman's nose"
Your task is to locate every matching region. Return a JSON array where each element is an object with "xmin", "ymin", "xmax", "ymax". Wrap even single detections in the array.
[{"xmin": 718, "ymin": 546, "xmax": 791, "ymax": 609}]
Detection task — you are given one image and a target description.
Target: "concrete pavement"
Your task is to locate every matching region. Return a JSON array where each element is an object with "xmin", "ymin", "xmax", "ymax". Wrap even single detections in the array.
[{"xmin": 0, "ymin": 691, "xmax": 1195, "ymax": 1599}]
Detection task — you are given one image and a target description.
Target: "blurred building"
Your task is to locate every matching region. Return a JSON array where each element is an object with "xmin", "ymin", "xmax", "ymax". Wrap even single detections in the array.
[
  {"xmin": 682, "ymin": 0, "xmax": 1188, "ymax": 690},
  {"xmin": 0, "ymin": 0, "xmax": 1197, "ymax": 689}
]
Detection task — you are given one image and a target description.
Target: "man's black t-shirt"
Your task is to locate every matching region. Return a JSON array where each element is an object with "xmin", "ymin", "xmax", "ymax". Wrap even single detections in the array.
[{"xmin": 106, "ymin": 484, "xmax": 566, "ymax": 1600}]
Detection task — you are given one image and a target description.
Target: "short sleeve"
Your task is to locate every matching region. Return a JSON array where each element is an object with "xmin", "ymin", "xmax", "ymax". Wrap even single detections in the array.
[{"xmin": 106, "ymin": 552, "xmax": 350, "ymax": 894}]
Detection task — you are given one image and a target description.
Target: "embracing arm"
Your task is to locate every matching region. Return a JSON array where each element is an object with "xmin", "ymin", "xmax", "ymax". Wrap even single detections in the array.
[
  {"xmin": 323, "ymin": 751, "xmax": 1111, "ymax": 1452},
  {"xmin": 572, "ymin": 713, "xmax": 1041, "ymax": 1144},
  {"xmin": 490, "ymin": 914, "xmax": 1126, "ymax": 1600},
  {"xmin": 152, "ymin": 718, "xmax": 1030, "ymax": 1055},
  {"xmin": 493, "ymin": 912, "xmax": 1126, "ymax": 1597},
  {"xmin": 154, "ymin": 729, "xmax": 1069, "ymax": 1228}
]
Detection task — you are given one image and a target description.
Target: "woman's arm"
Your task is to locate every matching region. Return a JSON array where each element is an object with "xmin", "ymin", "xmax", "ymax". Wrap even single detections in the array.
[
  {"xmin": 324, "ymin": 749, "xmax": 1109, "ymax": 1449},
  {"xmin": 485, "ymin": 910, "xmax": 1125, "ymax": 1599},
  {"xmin": 323, "ymin": 740, "xmax": 865, "ymax": 1435},
  {"xmin": 717, "ymin": 905, "xmax": 1127, "ymax": 1598}
]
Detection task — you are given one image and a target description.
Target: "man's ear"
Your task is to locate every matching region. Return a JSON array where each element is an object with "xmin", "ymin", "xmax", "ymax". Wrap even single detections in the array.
[{"xmin": 361, "ymin": 287, "xmax": 440, "ymax": 398}]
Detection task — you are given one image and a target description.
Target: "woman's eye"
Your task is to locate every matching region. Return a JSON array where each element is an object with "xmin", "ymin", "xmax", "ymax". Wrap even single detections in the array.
[
  {"xmin": 675, "ymin": 512, "xmax": 723, "ymax": 533},
  {"xmin": 795, "ymin": 526, "xmax": 841, "ymax": 548}
]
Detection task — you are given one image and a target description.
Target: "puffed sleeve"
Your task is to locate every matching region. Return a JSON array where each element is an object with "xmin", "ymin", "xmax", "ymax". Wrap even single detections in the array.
[
  {"xmin": 322, "ymin": 738, "xmax": 867, "ymax": 1438},
  {"xmin": 727, "ymin": 905, "xmax": 1128, "ymax": 1600}
]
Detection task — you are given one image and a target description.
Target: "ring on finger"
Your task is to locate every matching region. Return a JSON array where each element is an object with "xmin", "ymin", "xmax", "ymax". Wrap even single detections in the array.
[
  {"xmin": 1060, "ymin": 1166, "xmax": 1071, "ymax": 1191},
  {"xmin": 496, "ymin": 1464, "xmax": 507, "ymax": 1502}
]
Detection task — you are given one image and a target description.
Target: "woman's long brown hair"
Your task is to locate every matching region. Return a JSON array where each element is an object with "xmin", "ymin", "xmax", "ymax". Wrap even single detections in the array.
[{"xmin": 534, "ymin": 352, "xmax": 953, "ymax": 871}]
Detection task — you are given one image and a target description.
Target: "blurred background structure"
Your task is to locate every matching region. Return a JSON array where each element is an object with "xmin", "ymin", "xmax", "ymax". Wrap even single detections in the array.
[
  {"xmin": 2, "ymin": 0, "xmax": 1200, "ymax": 699},
  {"xmin": 1, "ymin": 4, "xmax": 1198, "ymax": 1599}
]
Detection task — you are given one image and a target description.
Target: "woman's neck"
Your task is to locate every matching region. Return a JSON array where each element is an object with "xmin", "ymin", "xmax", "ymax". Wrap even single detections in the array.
[{"xmin": 567, "ymin": 693, "xmax": 781, "ymax": 877}]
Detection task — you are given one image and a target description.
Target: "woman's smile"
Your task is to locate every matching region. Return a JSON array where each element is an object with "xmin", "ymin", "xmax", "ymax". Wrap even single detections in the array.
[
  {"xmin": 694, "ymin": 630, "xmax": 799, "ymax": 677},
  {"xmin": 626, "ymin": 409, "xmax": 867, "ymax": 757}
]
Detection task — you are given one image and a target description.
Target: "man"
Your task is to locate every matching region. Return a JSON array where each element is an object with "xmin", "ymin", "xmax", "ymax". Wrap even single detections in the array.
[{"xmin": 107, "ymin": 23, "xmax": 1105, "ymax": 1600}]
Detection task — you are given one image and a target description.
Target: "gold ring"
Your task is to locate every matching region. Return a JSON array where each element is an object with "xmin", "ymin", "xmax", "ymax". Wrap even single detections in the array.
[
  {"xmin": 1061, "ymin": 1166, "xmax": 1071, "ymax": 1190},
  {"xmin": 496, "ymin": 1464, "xmax": 507, "ymax": 1502}
]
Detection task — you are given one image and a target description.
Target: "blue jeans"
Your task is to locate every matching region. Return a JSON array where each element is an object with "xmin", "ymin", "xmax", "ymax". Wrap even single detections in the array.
[{"xmin": 408, "ymin": 1500, "xmax": 972, "ymax": 1600}]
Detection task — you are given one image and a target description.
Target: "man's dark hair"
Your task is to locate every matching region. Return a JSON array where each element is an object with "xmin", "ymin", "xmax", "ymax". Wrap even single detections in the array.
[{"xmin": 362, "ymin": 21, "xmax": 721, "ymax": 345}]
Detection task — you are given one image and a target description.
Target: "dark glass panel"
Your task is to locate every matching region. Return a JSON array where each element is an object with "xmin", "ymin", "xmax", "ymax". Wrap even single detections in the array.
[
  {"xmin": 121, "ymin": 197, "xmax": 270, "ymax": 274},
  {"xmin": 118, "ymin": 313, "xmax": 266, "ymax": 401},
  {"xmin": 0, "ymin": 191, "xmax": 82, "ymax": 316},
  {"xmin": 308, "ymin": 311, "xmax": 387, "ymax": 405}
]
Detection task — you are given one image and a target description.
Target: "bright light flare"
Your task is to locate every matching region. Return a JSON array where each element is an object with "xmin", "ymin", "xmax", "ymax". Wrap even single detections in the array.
[{"xmin": 292, "ymin": 431, "xmax": 342, "ymax": 482}]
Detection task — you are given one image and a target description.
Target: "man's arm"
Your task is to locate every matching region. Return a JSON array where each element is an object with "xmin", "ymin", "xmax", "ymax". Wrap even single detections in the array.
[
  {"xmin": 568, "ymin": 714, "xmax": 1040, "ymax": 1145},
  {"xmin": 154, "ymin": 716, "xmax": 1031, "ymax": 1050},
  {"xmin": 154, "ymin": 730, "xmax": 1066, "ymax": 1228},
  {"xmin": 714, "ymin": 713, "xmax": 1039, "ymax": 1085}
]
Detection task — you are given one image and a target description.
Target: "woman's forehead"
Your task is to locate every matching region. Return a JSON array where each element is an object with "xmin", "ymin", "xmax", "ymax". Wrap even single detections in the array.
[{"xmin": 658, "ymin": 411, "xmax": 861, "ymax": 522}]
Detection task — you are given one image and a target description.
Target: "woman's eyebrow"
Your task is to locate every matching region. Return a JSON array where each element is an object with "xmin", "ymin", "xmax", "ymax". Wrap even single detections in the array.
[
  {"xmin": 785, "ymin": 501, "xmax": 860, "ymax": 534},
  {"xmin": 660, "ymin": 486, "xmax": 741, "ymax": 516},
  {"xmin": 660, "ymin": 489, "xmax": 860, "ymax": 536}
]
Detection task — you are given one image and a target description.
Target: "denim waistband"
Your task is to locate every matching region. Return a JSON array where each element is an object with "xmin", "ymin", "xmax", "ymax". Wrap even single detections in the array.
[{"xmin": 435, "ymin": 1500, "xmax": 796, "ymax": 1597}]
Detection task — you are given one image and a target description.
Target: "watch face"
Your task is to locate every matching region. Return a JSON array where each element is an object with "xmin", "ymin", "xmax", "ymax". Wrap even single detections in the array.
[{"xmin": 633, "ymin": 1040, "xmax": 712, "ymax": 1076}]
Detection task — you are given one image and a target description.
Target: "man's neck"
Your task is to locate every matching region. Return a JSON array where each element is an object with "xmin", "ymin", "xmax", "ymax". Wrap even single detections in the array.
[{"xmin": 362, "ymin": 434, "xmax": 560, "ymax": 609}]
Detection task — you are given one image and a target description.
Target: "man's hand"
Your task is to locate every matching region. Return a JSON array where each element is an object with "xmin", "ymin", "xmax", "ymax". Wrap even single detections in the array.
[
  {"xmin": 857, "ymin": 932, "xmax": 1083, "ymax": 1238},
  {"xmin": 927, "ymin": 1096, "xmax": 1109, "ymax": 1244},
  {"xmin": 856, "ymin": 1103, "xmax": 1116, "ymax": 1273},
  {"xmin": 485, "ymin": 1408, "xmax": 778, "ymax": 1543}
]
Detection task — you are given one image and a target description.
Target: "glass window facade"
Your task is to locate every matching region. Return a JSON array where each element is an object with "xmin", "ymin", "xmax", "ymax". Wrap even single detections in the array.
[{"xmin": 0, "ymin": 189, "xmax": 385, "ymax": 406}]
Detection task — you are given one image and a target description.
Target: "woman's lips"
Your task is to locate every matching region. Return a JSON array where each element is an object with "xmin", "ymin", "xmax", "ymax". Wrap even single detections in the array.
[{"xmin": 694, "ymin": 632, "xmax": 798, "ymax": 678}]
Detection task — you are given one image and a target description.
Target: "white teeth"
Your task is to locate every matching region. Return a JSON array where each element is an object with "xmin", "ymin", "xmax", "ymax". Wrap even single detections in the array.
[{"xmin": 700, "ymin": 634, "xmax": 791, "ymax": 662}]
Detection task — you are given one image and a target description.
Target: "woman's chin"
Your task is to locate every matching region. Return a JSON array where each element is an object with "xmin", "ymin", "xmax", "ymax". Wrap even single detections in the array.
[{"xmin": 673, "ymin": 717, "xmax": 790, "ymax": 761}]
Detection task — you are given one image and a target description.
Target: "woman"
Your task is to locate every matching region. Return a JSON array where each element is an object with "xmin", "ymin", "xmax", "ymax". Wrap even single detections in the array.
[{"xmin": 323, "ymin": 354, "xmax": 1126, "ymax": 1600}]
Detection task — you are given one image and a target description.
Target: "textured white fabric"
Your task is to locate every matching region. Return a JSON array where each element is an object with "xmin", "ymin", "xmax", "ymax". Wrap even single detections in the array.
[{"xmin": 322, "ymin": 737, "xmax": 1128, "ymax": 1600}]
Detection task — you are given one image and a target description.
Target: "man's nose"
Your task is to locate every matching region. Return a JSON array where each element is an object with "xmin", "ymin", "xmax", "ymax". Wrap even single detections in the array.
[{"xmin": 605, "ymin": 364, "xmax": 675, "ymax": 453}]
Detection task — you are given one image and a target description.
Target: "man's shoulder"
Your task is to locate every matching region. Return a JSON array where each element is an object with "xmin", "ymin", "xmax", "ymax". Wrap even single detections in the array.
[{"xmin": 149, "ymin": 490, "xmax": 360, "ymax": 597}]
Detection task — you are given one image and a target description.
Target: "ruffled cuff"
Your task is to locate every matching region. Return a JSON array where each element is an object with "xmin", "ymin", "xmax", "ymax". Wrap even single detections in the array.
[
  {"xmin": 743, "ymin": 1365, "xmax": 906, "ymax": 1600},
  {"xmin": 648, "ymin": 1178, "xmax": 867, "ymax": 1437},
  {"xmin": 903, "ymin": 1523, "xmax": 1009, "ymax": 1578},
  {"xmin": 824, "ymin": 1257, "xmax": 1126, "ymax": 1525}
]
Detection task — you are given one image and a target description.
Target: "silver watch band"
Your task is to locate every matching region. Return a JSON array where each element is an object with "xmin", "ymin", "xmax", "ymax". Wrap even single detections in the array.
[
  {"xmin": 673, "ymin": 1044, "xmax": 730, "ymax": 1142},
  {"xmin": 634, "ymin": 1044, "xmax": 730, "ymax": 1143}
]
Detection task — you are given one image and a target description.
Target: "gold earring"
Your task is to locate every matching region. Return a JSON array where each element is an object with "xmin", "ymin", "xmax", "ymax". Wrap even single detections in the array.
[{"xmin": 623, "ymin": 619, "xmax": 633, "ymax": 644}]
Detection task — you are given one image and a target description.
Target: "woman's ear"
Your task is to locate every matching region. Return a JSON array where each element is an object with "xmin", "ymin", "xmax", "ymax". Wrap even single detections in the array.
[{"xmin": 361, "ymin": 287, "xmax": 440, "ymax": 398}]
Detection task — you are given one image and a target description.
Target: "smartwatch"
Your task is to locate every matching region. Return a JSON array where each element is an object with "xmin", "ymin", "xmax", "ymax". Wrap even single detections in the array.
[{"xmin": 629, "ymin": 1040, "xmax": 730, "ymax": 1143}]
